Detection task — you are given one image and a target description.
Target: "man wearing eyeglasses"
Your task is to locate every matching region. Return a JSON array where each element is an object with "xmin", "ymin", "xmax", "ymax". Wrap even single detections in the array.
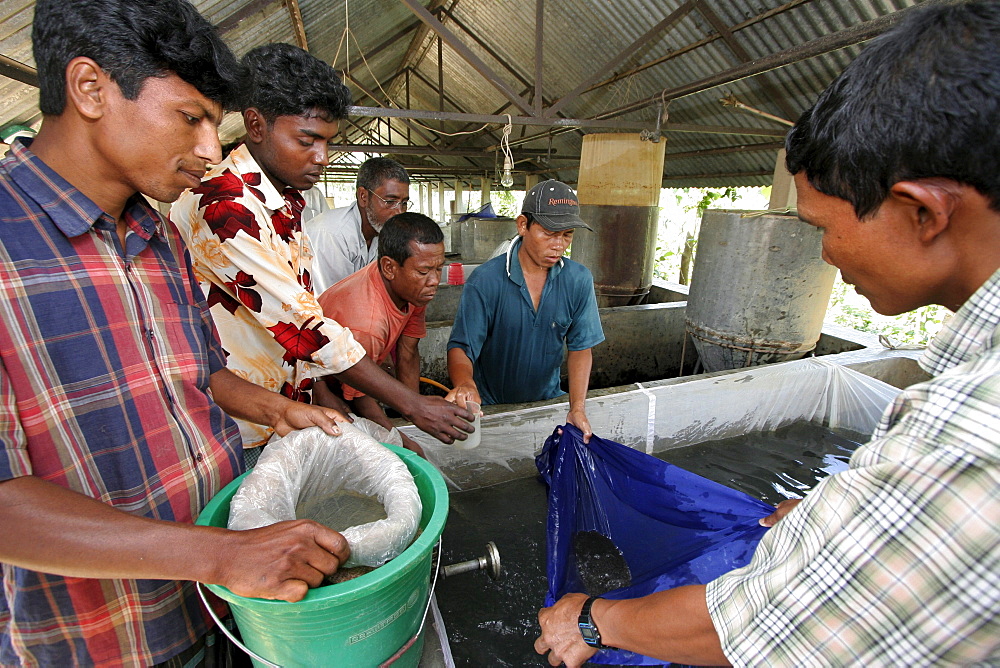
[{"xmin": 305, "ymin": 157, "xmax": 411, "ymax": 294}]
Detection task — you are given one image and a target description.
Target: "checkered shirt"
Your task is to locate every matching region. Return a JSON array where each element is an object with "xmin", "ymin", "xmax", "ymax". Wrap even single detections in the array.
[
  {"xmin": 0, "ymin": 140, "xmax": 243, "ymax": 666},
  {"xmin": 706, "ymin": 268, "xmax": 1000, "ymax": 666}
]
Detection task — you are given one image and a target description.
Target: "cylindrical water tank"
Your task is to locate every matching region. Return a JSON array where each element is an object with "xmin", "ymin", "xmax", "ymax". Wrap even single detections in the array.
[
  {"xmin": 685, "ymin": 210, "xmax": 837, "ymax": 372},
  {"xmin": 461, "ymin": 216, "xmax": 517, "ymax": 263},
  {"xmin": 571, "ymin": 133, "xmax": 666, "ymax": 307}
]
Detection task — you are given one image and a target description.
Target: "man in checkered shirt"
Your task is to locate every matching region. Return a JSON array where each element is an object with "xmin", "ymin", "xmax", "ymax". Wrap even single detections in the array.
[{"xmin": 535, "ymin": 1, "xmax": 1000, "ymax": 665}]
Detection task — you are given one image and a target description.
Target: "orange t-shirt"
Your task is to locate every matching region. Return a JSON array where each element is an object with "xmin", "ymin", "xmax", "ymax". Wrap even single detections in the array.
[{"xmin": 317, "ymin": 262, "xmax": 426, "ymax": 400}]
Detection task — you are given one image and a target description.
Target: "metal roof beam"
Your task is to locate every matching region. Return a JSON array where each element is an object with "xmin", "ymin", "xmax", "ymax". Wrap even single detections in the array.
[
  {"xmin": 0, "ymin": 55, "xmax": 38, "ymax": 87},
  {"xmin": 534, "ymin": 0, "xmax": 544, "ymax": 116},
  {"xmin": 321, "ymin": 165, "xmax": 493, "ymax": 176},
  {"xmin": 341, "ymin": 20, "xmax": 421, "ymax": 74},
  {"xmin": 607, "ymin": 5, "xmax": 917, "ymax": 118},
  {"xmin": 398, "ymin": 1, "xmax": 450, "ymax": 74},
  {"xmin": 544, "ymin": 0, "xmax": 696, "ymax": 117},
  {"xmin": 350, "ymin": 105, "xmax": 784, "ymax": 137},
  {"xmin": 693, "ymin": 0, "xmax": 797, "ymax": 121},
  {"xmin": 408, "ymin": 67, "xmax": 506, "ymax": 147},
  {"xmin": 666, "ymin": 141, "xmax": 785, "ymax": 160},
  {"xmin": 398, "ymin": 0, "xmax": 535, "ymax": 115},
  {"xmin": 581, "ymin": 0, "xmax": 815, "ymax": 97},
  {"xmin": 343, "ymin": 75, "xmax": 441, "ymax": 147},
  {"xmin": 662, "ymin": 170, "xmax": 772, "ymax": 182},
  {"xmin": 502, "ymin": 5, "xmax": 911, "ymax": 150},
  {"xmin": 285, "ymin": 0, "xmax": 309, "ymax": 50},
  {"xmin": 325, "ymin": 143, "xmax": 556, "ymax": 158}
]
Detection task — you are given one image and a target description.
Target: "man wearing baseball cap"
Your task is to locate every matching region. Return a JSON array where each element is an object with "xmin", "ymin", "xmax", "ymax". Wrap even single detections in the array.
[{"xmin": 446, "ymin": 179, "xmax": 605, "ymax": 441}]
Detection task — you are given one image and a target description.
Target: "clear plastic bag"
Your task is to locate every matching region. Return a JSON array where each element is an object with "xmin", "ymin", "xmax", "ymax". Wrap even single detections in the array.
[{"xmin": 227, "ymin": 421, "xmax": 420, "ymax": 568}]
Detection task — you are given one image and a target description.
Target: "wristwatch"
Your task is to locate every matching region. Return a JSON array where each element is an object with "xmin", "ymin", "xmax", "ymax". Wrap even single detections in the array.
[{"xmin": 578, "ymin": 596, "xmax": 610, "ymax": 650}]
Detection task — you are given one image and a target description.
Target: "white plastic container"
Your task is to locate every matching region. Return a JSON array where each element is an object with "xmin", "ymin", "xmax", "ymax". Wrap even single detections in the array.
[{"xmin": 454, "ymin": 401, "xmax": 482, "ymax": 450}]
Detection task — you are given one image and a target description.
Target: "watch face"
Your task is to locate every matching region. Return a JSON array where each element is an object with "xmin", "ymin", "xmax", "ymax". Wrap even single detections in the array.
[{"xmin": 579, "ymin": 621, "xmax": 602, "ymax": 647}]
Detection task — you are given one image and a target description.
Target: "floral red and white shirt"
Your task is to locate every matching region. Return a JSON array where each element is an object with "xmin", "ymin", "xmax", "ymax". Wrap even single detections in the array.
[{"xmin": 171, "ymin": 144, "xmax": 365, "ymax": 447}]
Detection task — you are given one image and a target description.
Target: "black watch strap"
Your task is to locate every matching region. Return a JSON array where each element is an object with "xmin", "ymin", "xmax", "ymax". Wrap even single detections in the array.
[{"xmin": 578, "ymin": 596, "xmax": 609, "ymax": 649}]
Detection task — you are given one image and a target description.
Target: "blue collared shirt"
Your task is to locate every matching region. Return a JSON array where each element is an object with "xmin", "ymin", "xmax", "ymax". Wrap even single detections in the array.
[{"xmin": 448, "ymin": 237, "xmax": 604, "ymax": 405}]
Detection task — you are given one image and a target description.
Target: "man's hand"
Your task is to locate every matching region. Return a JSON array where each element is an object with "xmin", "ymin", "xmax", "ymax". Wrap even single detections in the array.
[
  {"xmin": 444, "ymin": 382, "xmax": 481, "ymax": 410},
  {"xmin": 535, "ymin": 593, "xmax": 597, "ymax": 668},
  {"xmin": 213, "ymin": 520, "xmax": 350, "ymax": 602},
  {"xmin": 401, "ymin": 432, "xmax": 426, "ymax": 458},
  {"xmin": 759, "ymin": 498, "xmax": 802, "ymax": 527},
  {"xmin": 566, "ymin": 407, "xmax": 593, "ymax": 443},
  {"xmin": 271, "ymin": 399, "xmax": 350, "ymax": 439},
  {"xmin": 405, "ymin": 395, "xmax": 475, "ymax": 445}
]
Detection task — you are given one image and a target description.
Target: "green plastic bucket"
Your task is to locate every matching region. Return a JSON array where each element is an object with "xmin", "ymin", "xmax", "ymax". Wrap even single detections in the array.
[{"xmin": 195, "ymin": 445, "xmax": 449, "ymax": 667}]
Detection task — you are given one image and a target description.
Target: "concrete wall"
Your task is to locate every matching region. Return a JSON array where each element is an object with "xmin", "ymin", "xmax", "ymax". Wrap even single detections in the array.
[{"xmin": 419, "ymin": 299, "xmax": 873, "ymax": 392}]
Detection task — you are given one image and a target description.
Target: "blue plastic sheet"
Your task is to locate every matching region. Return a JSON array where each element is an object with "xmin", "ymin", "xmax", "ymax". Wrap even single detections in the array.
[{"xmin": 536, "ymin": 425, "xmax": 775, "ymax": 665}]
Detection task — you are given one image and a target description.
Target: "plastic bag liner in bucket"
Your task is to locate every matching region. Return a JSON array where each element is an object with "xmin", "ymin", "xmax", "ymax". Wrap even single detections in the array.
[
  {"xmin": 195, "ymin": 439, "xmax": 449, "ymax": 668},
  {"xmin": 228, "ymin": 423, "xmax": 419, "ymax": 568},
  {"xmin": 537, "ymin": 424, "xmax": 777, "ymax": 666}
]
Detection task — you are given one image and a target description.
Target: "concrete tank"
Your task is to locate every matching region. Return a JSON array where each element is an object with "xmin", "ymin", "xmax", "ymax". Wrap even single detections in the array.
[
  {"xmin": 685, "ymin": 210, "xmax": 837, "ymax": 372},
  {"xmin": 572, "ymin": 133, "xmax": 666, "ymax": 307},
  {"xmin": 461, "ymin": 216, "xmax": 517, "ymax": 263}
]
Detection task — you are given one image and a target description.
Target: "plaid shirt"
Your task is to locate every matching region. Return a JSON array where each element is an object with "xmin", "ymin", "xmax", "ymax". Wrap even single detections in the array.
[
  {"xmin": 0, "ymin": 140, "xmax": 243, "ymax": 666},
  {"xmin": 706, "ymin": 268, "xmax": 1000, "ymax": 665},
  {"xmin": 170, "ymin": 144, "xmax": 365, "ymax": 448}
]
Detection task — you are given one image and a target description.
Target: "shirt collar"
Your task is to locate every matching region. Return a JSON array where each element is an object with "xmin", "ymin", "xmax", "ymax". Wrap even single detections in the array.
[
  {"xmin": 920, "ymin": 266, "xmax": 1000, "ymax": 376},
  {"xmin": 504, "ymin": 235, "xmax": 564, "ymax": 285},
  {"xmin": 5, "ymin": 138, "xmax": 164, "ymax": 242},
  {"xmin": 226, "ymin": 143, "xmax": 288, "ymax": 211}
]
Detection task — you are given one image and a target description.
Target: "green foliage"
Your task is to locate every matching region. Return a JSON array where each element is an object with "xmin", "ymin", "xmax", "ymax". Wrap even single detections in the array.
[
  {"xmin": 490, "ymin": 189, "xmax": 519, "ymax": 218},
  {"xmin": 688, "ymin": 187, "xmax": 741, "ymax": 218},
  {"xmin": 826, "ymin": 279, "xmax": 947, "ymax": 346}
]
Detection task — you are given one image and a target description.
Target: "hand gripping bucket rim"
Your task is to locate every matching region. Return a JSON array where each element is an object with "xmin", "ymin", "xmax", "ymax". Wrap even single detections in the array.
[{"xmin": 194, "ymin": 444, "xmax": 449, "ymax": 667}]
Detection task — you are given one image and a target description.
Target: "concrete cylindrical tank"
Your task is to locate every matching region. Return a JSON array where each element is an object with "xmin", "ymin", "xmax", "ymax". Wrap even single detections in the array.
[
  {"xmin": 461, "ymin": 216, "xmax": 517, "ymax": 263},
  {"xmin": 572, "ymin": 133, "xmax": 666, "ymax": 307},
  {"xmin": 685, "ymin": 210, "xmax": 837, "ymax": 372}
]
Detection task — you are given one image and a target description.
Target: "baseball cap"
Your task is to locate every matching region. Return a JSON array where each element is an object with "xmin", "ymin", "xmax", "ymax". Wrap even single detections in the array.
[{"xmin": 521, "ymin": 179, "xmax": 593, "ymax": 232}]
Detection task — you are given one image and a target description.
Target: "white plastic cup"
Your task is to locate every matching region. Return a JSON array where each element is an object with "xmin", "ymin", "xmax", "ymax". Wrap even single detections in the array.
[{"xmin": 454, "ymin": 401, "xmax": 481, "ymax": 450}]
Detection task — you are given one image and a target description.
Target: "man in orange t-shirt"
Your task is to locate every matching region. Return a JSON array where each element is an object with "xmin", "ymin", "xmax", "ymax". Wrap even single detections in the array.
[{"xmin": 318, "ymin": 212, "xmax": 445, "ymax": 455}]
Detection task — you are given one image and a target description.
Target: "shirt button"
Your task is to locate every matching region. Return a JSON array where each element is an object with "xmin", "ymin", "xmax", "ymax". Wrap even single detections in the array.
[{"xmin": 196, "ymin": 453, "xmax": 204, "ymax": 462}]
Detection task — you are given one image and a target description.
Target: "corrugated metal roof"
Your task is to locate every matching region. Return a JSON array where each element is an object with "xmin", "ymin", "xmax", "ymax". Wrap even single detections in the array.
[{"xmin": 0, "ymin": 0, "xmax": 926, "ymax": 187}]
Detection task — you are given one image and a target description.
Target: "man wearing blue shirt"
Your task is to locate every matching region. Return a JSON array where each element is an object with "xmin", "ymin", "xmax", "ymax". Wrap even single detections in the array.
[{"xmin": 447, "ymin": 180, "xmax": 605, "ymax": 441}]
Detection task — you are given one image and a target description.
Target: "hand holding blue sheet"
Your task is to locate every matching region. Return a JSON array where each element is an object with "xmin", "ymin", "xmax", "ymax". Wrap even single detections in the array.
[{"xmin": 535, "ymin": 425, "xmax": 774, "ymax": 665}]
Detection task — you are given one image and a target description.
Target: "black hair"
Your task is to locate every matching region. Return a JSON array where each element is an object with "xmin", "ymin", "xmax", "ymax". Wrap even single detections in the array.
[
  {"xmin": 786, "ymin": 0, "xmax": 1000, "ymax": 218},
  {"xmin": 357, "ymin": 157, "xmax": 410, "ymax": 191},
  {"xmin": 379, "ymin": 212, "xmax": 444, "ymax": 265},
  {"xmin": 33, "ymin": 0, "xmax": 242, "ymax": 116},
  {"xmin": 523, "ymin": 212, "xmax": 537, "ymax": 228},
  {"xmin": 241, "ymin": 43, "xmax": 352, "ymax": 123}
]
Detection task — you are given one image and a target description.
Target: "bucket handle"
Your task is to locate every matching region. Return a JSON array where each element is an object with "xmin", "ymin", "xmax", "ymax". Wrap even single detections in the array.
[
  {"xmin": 196, "ymin": 582, "xmax": 281, "ymax": 667},
  {"xmin": 196, "ymin": 537, "xmax": 444, "ymax": 668}
]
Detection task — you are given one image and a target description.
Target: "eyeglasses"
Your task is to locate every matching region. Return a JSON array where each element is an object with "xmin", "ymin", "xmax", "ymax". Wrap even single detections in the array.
[{"xmin": 366, "ymin": 188, "xmax": 410, "ymax": 211}]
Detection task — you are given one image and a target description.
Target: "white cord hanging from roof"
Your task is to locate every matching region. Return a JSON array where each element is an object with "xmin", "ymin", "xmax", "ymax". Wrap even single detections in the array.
[{"xmin": 499, "ymin": 114, "xmax": 514, "ymax": 188}]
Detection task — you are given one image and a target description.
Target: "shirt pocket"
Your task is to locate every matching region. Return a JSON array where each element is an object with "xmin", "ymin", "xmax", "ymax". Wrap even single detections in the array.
[
  {"xmin": 157, "ymin": 301, "xmax": 212, "ymax": 391},
  {"xmin": 550, "ymin": 319, "xmax": 571, "ymax": 340}
]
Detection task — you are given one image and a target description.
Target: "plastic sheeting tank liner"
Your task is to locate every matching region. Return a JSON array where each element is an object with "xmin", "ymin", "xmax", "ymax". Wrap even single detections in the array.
[
  {"xmin": 228, "ymin": 423, "xmax": 420, "ymax": 568},
  {"xmin": 537, "ymin": 424, "xmax": 774, "ymax": 666},
  {"xmin": 404, "ymin": 356, "xmax": 905, "ymax": 491}
]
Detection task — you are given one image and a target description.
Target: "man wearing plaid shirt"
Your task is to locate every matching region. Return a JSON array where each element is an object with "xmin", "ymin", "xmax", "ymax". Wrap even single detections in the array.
[
  {"xmin": 0, "ymin": 1, "xmax": 356, "ymax": 665},
  {"xmin": 536, "ymin": 1, "xmax": 999, "ymax": 665}
]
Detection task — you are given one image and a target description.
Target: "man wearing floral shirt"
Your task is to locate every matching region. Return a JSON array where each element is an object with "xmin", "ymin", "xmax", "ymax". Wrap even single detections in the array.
[
  {"xmin": 535, "ymin": 1, "xmax": 999, "ymax": 665},
  {"xmin": 172, "ymin": 43, "xmax": 473, "ymax": 462}
]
